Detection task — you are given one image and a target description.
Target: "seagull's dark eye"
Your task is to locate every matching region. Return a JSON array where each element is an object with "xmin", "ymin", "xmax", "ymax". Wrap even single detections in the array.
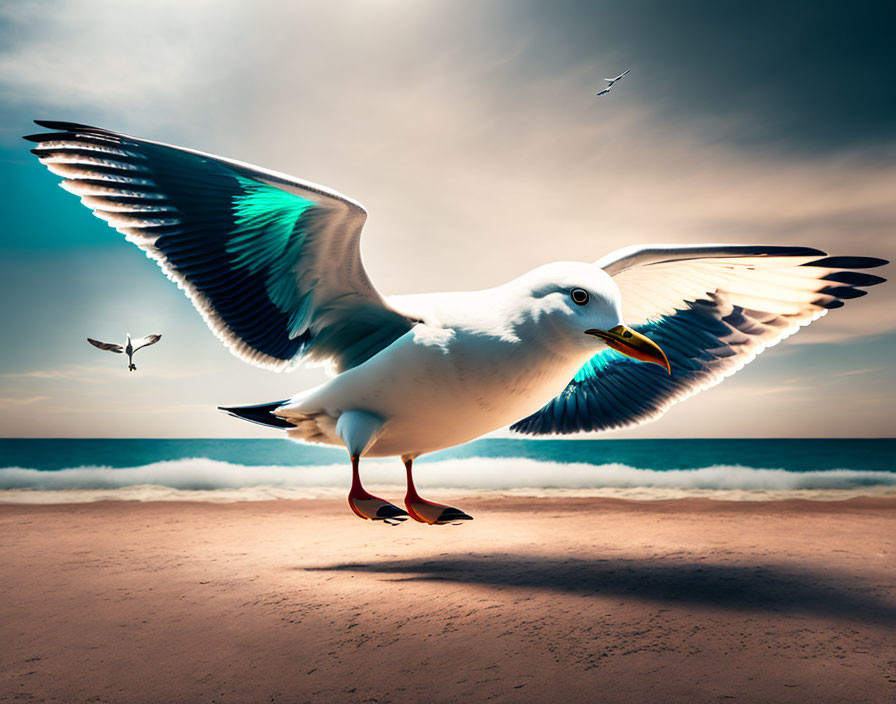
[{"xmin": 570, "ymin": 288, "xmax": 590, "ymax": 306}]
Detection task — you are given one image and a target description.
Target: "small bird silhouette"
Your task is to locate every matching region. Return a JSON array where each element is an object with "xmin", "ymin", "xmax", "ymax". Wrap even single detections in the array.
[
  {"xmin": 597, "ymin": 69, "xmax": 631, "ymax": 96},
  {"xmin": 87, "ymin": 333, "xmax": 161, "ymax": 371}
]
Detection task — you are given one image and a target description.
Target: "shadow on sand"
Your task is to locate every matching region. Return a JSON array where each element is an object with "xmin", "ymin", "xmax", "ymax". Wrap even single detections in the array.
[{"xmin": 308, "ymin": 553, "xmax": 896, "ymax": 625}]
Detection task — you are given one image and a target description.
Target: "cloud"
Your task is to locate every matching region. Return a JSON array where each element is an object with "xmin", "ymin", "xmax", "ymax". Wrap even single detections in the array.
[
  {"xmin": 833, "ymin": 366, "xmax": 884, "ymax": 378},
  {"xmin": 518, "ymin": 0, "xmax": 896, "ymax": 152},
  {"xmin": 35, "ymin": 402, "xmax": 210, "ymax": 416},
  {"xmin": 1, "ymin": 365, "xmax": 99, "ymax": 380},
  {"xmin": 0, "ymin": 0, "xmax": 234, "ymax": 113},
  {"xmin": 0, "ymin": 395, "xmax": 47, "ymax": 408},
  {"xmin": 0, "ymin": 0, "xmax": 893, "ymax": 437},
  {"xmin": 742, "ymin": 384, "xmax": 813, "ymax": 398},
  {"xmin": 1, "ymin": 364, "xmax": 215, "ymax": 382}
]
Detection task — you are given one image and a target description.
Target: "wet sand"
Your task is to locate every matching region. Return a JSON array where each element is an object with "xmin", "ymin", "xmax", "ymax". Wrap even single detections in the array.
[{"xmin": 1, "ymin": 496, "xmax": 895, "ymax": 703}]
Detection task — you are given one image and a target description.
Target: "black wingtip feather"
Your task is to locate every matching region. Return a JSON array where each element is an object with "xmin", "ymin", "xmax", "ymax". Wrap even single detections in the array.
[
  {"xmin": 34, "ymin": 119, "xmax": 101, "ymax": 131},
  {"xmin": 806, "ymin": 256, "xmax": 889, "ymax": 269},
  {"xmin": 818, "ymin": 285, "xmax": 868, "ymax": 300},
  {"xmin": 218, "ymin": 400, "xmax": 294, "ymax": 429},
  {"xmin": 815, "ymin": 298, "xmax": 845, "ymax": 310},
  {"xmin": 822, "ymin": 271, "xmax": 887, "ymax": 287},
  {"xmin": 767, "ymin": 246, "xmax": 828, "ymax": 257}
]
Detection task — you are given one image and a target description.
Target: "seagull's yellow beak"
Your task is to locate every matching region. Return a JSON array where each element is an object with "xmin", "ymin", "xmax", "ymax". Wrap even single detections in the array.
[{"xmin": 585, "ymin": 325, "xmax": 671, "ymax": 374}]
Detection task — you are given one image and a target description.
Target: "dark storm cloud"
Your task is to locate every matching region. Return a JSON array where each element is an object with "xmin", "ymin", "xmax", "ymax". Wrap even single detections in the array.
[{"xmin": 512, "ymin": 0, "xmax": 896, "ymax": 153}]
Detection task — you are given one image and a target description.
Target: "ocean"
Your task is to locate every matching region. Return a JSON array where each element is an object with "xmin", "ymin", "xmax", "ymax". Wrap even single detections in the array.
[{"xmin": 1, "ymin": 438, "xmax": 894, "ymax": 496}]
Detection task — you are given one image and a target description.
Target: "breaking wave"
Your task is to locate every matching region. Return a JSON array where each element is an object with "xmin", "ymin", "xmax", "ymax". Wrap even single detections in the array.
[{"xmin": 1, "ymin": 457, "xmax": 895, "ymax": 492}]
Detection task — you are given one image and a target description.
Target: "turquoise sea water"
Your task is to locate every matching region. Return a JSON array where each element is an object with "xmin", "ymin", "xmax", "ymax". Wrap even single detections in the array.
[
  {"xmin": 1, "ymin": 438, "xmax": 895, "ymax": 472},
  {"xmin": 0, "ymin": 438, "xmax": 894, "ymax": 492}
]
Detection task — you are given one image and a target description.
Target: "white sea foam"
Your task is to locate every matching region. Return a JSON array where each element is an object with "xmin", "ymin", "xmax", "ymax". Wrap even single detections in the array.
[{"xmin": 0, "ymin": 457, "xmax": 894, "ymax": 499}]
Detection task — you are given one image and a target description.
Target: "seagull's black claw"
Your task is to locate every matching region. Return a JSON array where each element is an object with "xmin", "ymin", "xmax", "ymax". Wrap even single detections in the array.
[
  {"xmin": 376, "ymin": 504, "xmax": 409, "ymax": 522},
  {"xmin": 436, "ymin": 507, "xmax": 474, "ymax": 525},
  {"xmin": 406, "ymin": 498, "xmax": 473, "ymax": 525},
  {"xmin": 349, "ymin": 494, "xmax": 409, "ymax": 524}
]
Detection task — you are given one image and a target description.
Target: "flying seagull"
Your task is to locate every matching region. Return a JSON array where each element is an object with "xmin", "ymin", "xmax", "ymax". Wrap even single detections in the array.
[
  {"xmin": 87, "ymin": 333, "xmax": 161, "ymax": 371},
  {"xmin": 605, "ymin": 69, "xmax": 631, "ymax": 87},
  {"xmin": 597, "ymin": 69, "xmax": 630, "ymax": 96},
  {"xmin": 26, "ymin": 121, "xmax": 887, "ymax": 525}
]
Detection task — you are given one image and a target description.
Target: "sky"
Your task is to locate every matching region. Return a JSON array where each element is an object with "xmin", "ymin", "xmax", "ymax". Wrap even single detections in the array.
[{"xmin": 0, "ymin": 0, "xmax": 893, "ymax": 438}]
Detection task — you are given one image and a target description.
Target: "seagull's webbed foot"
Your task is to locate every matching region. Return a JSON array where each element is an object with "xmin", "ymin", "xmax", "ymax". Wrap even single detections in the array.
[
  {"xmin": 348, "ymin": 455, "xmax": 408, "ymax": 525},
  {"xmin": 348, "ymin": 493, "xmax": 409, "ymax": 525},
  {"xmin": 404, "ymin": 458, "xmax": 473, "ymax": 525},
  {"xmin": 405, "ymin": 497, "xmax": 473, "ymax": 525}
]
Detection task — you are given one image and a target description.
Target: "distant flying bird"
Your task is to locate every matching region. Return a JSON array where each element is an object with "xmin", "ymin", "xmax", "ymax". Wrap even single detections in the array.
[
  {"xmin": 597, "ymin": 69, "xmax": 630, "ymax": 96},
  {"xmin": 87, "ymin": 333, "xmax": 161, "ymax": 371},
  {"xmin": 27, "ymin": 121, "xmax": 887, "ymax": 526},
  {"xmin": 604, "ymin": 69, "xmax": 631, "ymax": 86}
]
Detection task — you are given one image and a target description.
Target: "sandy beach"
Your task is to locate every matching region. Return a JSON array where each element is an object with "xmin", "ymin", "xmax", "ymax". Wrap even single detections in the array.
[{"xmin": 1, "ymin": 495, "xmax": 895, "ymax": 703}]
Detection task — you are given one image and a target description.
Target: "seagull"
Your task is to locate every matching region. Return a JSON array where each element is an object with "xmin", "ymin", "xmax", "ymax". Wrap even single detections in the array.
[
  {"xmin": 26, "ymin": 121, "xmax": 887, "ymax": 525},
  {"xmin": 597, "ymin": 69, "xmax": 630, "ymax": 96},
  {"xmin": 604, "ymin": 69, "xmax": 631, "ymax": 86},
  {"xmin": 87, "ymin": 333, "xmax": 162, "ymax": 371}
]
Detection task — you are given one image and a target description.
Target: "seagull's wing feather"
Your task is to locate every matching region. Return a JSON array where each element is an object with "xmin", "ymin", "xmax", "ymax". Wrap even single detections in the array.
[
  {"xmin": 511, "ymin": 245, "xmax": 887, "ymax": 435},
  {"xmin": 132, "ymin": 334, "xmax": 162, "ymax": 352},
  {"xmin": 87, "ymin": 338, "xmax": 124, "ymax": 353},
  {"xmin": 26, "ymin": 121, "xmax": 414, "ymax": 372}
]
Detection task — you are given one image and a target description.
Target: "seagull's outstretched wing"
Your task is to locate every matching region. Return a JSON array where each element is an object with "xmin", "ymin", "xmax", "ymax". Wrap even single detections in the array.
[
  {"xmin": 511, "ymin": 245, "xmax": 887, "ymax": 435},
  {"xmin": 87, "ymin": 338, "xmax": 124, "ymax": 353},
  {"xmin": 605, "ymin": 70, "xmax": 630, "ymax": 85},
  {"xmin": 132, "ymin": 334, "xmax": 162, "ymax": 352},
  {"xmin": 26, "ymin": 121, "xmax": 415, "ymax": 373},
  {"xmin": 596, "ymin": 88, "xmax": 612, "ymax": 96}
]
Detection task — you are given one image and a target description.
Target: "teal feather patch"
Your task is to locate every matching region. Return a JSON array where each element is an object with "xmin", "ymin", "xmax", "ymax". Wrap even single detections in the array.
[
  {"xmin": 228, "ymin": 176, "xmax": 317, "ymax": 337},
  {"xmin": 572, "ymin": 348, "xmax": 624, "ymax": 383}
]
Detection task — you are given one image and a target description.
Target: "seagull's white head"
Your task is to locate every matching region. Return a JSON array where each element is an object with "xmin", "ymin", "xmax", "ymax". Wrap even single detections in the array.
[{"xmin": 507, "ymin": 262, "xmax": 670, "ymax": 372}]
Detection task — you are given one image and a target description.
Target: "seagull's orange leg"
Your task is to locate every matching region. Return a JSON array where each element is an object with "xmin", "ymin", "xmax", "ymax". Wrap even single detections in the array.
[
  {"xmin": 347, "ymin": 455, "xmax": 408, "ymax": 525},
  {"xmin": 404, "ymin": 458, "xmax": 473, "ymax": 525}
]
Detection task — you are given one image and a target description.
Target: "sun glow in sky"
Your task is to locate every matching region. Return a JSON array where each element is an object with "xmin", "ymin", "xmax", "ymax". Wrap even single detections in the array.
[{"xmin": 0, "ymin": 0, "xmax": 893, "ymax": 438}]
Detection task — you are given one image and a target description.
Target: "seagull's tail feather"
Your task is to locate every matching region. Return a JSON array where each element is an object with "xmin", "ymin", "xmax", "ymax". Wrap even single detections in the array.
[{"xmin": 218, "ymin": 400, "xmax": 294, "ymax": 429}]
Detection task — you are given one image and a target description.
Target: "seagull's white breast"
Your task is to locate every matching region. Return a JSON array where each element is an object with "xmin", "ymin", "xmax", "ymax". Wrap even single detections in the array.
[{"xmin": 280, "ymin": 318, "xmax": 588, "ymax": 458}]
